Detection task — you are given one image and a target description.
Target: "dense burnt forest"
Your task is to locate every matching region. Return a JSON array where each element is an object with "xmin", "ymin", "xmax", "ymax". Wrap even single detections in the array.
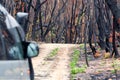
[
  {"xmin": 0, "ymin": 0, "xmax": 119, "ymax": 44},
  {"xmin": 1, "ymin": 1, "xmax": 120, "ymax": 79}
]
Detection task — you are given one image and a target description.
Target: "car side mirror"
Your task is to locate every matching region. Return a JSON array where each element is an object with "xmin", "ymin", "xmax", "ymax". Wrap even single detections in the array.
[
  {"xmin": 27, "ymin": 42, "xmax": 39, "ymax": 58},
  {"xmin": 22, "ymin": 41, "xmax": 39, "ymax": 58}
]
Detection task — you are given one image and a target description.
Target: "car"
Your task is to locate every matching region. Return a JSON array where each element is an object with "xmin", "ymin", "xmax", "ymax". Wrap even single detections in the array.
[{"xmin": 0, "ymin": 4, "xmax": 39, "ymax": 80}]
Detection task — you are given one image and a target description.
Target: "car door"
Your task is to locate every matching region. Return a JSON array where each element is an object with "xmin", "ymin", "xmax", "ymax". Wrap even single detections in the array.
[{"xmin": 0, "ymin": 22, "xmax": 31, "ymax": 80}]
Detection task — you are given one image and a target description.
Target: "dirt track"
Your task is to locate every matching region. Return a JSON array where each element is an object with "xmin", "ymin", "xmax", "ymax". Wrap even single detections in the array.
[
  {"xmin": 32, "ymin": 43, "xmax": 120, "ymax": 80},
  {"xmin": 32, "ymin": 43, "xmax": 79, "ymax": 80}
]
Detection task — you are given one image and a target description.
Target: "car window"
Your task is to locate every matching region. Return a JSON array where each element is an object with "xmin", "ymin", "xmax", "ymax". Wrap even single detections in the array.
[
  {"xmin": 0, "ymin": 24, "xmax": 24, "ymax": 60},
  {"xmin": 0, "ymin": 4, "xmax": 24, "ymax": 60},
  {"xmin": 0, "ymin": 28, "xmax": 6, "ymax": 60}
]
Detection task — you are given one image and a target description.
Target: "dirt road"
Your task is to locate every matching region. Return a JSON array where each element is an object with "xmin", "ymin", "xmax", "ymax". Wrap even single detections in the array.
[{"xmin": 32, "ymin": 43, "xmax": 79, "ymax": 80}]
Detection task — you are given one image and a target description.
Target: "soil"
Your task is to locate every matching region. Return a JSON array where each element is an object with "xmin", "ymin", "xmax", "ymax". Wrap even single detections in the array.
[{"xmin": 32, "ymin": 43, "xmax": 120, "ymax": 80}]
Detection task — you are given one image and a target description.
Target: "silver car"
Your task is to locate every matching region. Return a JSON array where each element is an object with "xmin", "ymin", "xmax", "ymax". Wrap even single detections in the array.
[{"xmin": 0, "ymin": 4, "xmax": 39, "ymax": 80}]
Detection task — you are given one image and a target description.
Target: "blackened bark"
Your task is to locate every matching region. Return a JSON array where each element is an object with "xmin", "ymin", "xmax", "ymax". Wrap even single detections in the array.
[{"xmin": 112, "ymin": 18, "xmax": 119, "ymax": 57}]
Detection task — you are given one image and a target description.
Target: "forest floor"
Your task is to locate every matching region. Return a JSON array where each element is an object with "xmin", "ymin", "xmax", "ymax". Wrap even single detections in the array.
[{"xmin": 32, "ymin": 43, "xmax": 120, "ymax": 80}]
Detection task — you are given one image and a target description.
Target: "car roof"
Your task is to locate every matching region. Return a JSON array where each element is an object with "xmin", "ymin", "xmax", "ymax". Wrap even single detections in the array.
[{"xmin": 0, "ymin": 4, "xmax": 8, "ymax": 16}]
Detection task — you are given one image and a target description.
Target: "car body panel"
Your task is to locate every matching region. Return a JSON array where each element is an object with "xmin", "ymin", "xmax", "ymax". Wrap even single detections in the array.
[{"xmin": 0, "ymin": 60, "xmax": 30, "ymax": 80}]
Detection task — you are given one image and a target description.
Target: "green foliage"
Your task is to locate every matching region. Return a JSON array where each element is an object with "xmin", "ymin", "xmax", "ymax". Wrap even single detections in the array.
[
  {"xmin": 111, "ymin": 69, "xmax": 116, "ymax": 74},
  {"xmin": 48, "ymin": 48, "xmax": 59, "ymax": 57},
  {"xmin": 111, "ymin": 59, "xmax": 120, "ymax": 70},
  {"xmin": 98, "ymin": 48, "xmax": 101, "ymax": 51},
  {"xmin": 45, "ymin": 48, "xmax": 59, "ymax": 60},
  {"xmin": 71, "ymin": 66, "xmax": 86, "ymax": 74},
  {"xmin": 70, "ymin": 49, "xmax": 80, "ymax": 68},
  {"xmin": 70, "ymin": 49, "xmax": 87, "ymax": 79},
  {"xmin": 80, "ymin": 44, "xmax": 84, "ymax": 49},
  {"xmin": 110, "ymin": 59, "xmax": 120, "ymax": 75}
]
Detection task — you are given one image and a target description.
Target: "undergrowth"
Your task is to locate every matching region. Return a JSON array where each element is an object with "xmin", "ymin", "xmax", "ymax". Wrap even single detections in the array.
[
  {"xmin": 45, "ymin": 48, "xmax": 59, "ymax": 60},
  {"xmin": 70, "ymin": 49, "xmax": 87, "ymax": 80}
]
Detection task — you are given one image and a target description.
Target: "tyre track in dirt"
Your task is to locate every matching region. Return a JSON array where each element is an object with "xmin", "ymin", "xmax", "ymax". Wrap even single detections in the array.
[{"xmin": 32, "ymin": 43, "xmax": 79, "ymax": 80}]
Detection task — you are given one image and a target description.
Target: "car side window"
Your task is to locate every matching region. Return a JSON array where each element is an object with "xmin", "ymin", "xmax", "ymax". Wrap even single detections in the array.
[
  {"xmin": 0, "ymin": 29, "xmax": 7, "ymax": 60},
  {"xmin": 0, "ymin": 24, "xmax": 24, "ymax": 60},
  {"xmin": 0, "ymin": 5, "xmax": 24, "ymax": 60}
]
